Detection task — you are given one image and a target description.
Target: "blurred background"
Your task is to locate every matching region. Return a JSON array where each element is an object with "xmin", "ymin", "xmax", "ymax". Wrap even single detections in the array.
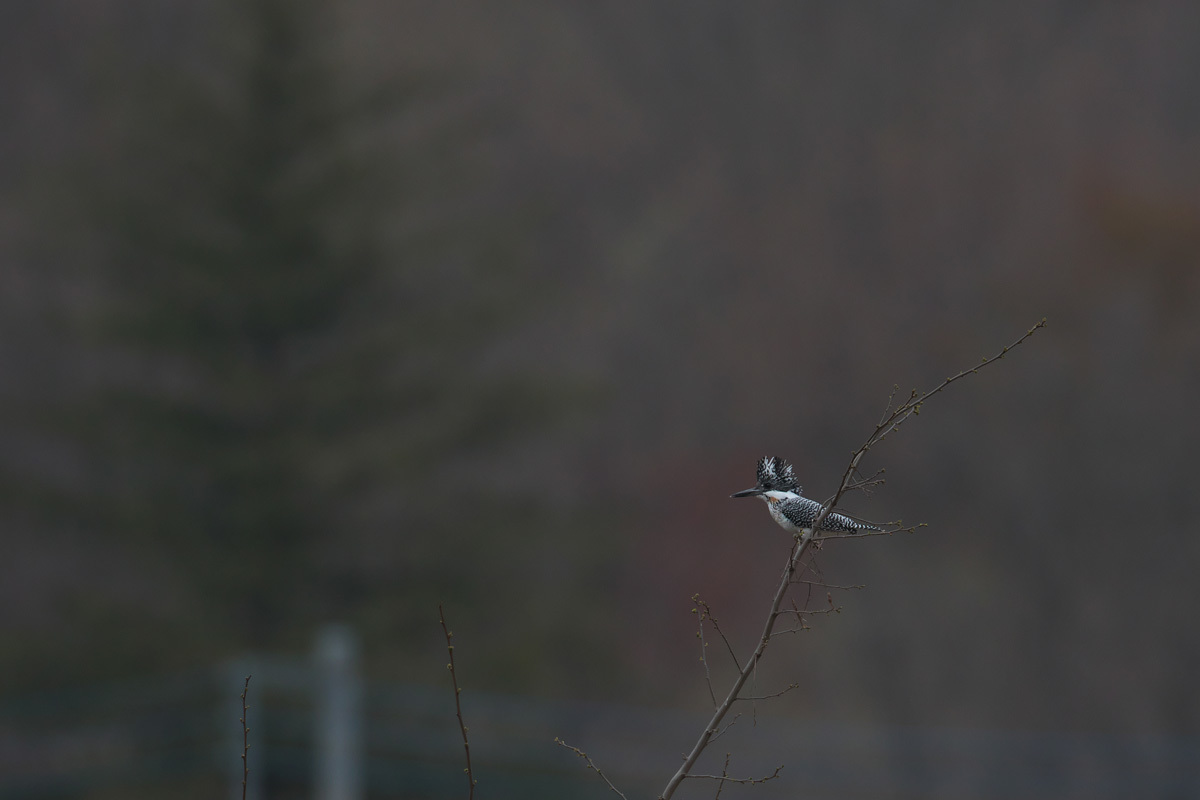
[{"xmin": 3, "ymin": 1, "xmax": 1199, "ymax": 797}]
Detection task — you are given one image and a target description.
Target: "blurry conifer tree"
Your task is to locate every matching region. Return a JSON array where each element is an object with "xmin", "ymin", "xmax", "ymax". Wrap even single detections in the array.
[{"xmin": 22, "ymin": 0, "xmax": 571, "ymax": 663}]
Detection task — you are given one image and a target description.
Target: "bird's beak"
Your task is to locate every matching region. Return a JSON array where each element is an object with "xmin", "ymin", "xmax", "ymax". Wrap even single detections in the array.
[{"xmin": 731, "ymin": 488, "xmax": 763, "ymax": 498}]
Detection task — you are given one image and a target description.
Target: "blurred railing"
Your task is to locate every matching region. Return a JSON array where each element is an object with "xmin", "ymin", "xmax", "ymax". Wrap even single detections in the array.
[
  {"xmin": 2, "ymin": 625, "xmax": 1198, "ymax": 799},
  {"xmin": 0, "ymin": 624, "xmax": 621, "ymax": 800}
]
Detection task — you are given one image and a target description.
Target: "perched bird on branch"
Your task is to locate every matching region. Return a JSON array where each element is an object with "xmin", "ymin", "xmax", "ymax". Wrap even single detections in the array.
[{"xmin": 731, "ymin": 456, "xmax": 879, "ymax": 535}]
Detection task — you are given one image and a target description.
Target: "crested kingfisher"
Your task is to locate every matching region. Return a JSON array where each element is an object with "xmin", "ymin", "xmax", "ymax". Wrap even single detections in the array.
[{"xmin": 732, "ymin": 456, "xmax": 880, "ymax": 536}]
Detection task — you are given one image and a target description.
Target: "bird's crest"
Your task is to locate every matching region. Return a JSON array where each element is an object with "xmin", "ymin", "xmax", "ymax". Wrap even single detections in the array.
[{"xmin": 756, "ymin": 455, "xmax": 799, "ymax": 493}]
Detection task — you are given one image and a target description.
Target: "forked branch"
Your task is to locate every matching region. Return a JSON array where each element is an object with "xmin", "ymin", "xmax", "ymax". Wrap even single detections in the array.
[
  {"xmin": 823, "ymin": 318, "xmax": 1046, "ymax": 517},
  {"xmin": 659, "ymin": 532, "xmax": 817, "ymax": 799}
]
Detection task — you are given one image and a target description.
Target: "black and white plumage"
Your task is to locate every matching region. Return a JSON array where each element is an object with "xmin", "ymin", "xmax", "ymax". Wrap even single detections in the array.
[{"xmin": 731, "ymin": 456, "xmax": 880, "ymax": 535}]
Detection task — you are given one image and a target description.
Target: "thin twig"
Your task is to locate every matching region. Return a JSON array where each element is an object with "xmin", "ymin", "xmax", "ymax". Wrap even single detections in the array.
[
  {"xmin": 775, "ymin": 593, "xmax": 838, "ymax": 618},
  {"xmin": 771, "ymin": 627, "xmax": 811, "ymax": 637},
  {"xmin": 792, "ymin": 579, "xmax": 866, "ymax": 590},
  {"xmin": 878, "ymin": 383, "xmax": 901, "ymax": 426},
  {"xmin": 772, "ymin": 593, "xmax": 838, "ymax": 618},
  {"xmin": 845, "ymin": 466, "xmax": 887, "ymax": 496},
  {"xmin": 787, "ymin": 598, "xmax": 810, "ymax": 630},
  {"xmin": 816, "ymin": 522, "xmax": 923, "ymax": 541},
  {"xmin": 786, "ymin": 597, "xmax": 812, "ymax": 631},
  {"xmin": 771, "ymin": 606, "xmax": 838, "ymax": 620},
  {"xmin": 556, "ymin": 737, "xmax": 629, "ymax": 800},
  {"xmin": 796, "ymin": 550, "xmax": 823, "ymax": 610},
  {"xmin": 240, "ymin": 675, "xmax": 251, "ymax": 800},
  {"xmin": 770, "ymin": 594, "xmax": 841, "ymax": 637},
  {"xmin": 439, "ymin": 605, "xmax": 475, "ymax": 799},
  {"xmin": 708, "ymin": 713, "xmax": 741, "ymax": 744},
  {"xmin": 690, "ymin": 765, "xmax": 784, "ymax": 785},
  {"xmin": 693, "ymin": 603, "xmax": 718, "ymax": 706},
  {"xmin": 713, "ymin": 753, "xmax": 732, "ymax": 800},
  {"xmin": 751, "ymin": 648, "xmax": 759, "ymax": 727},
  {"xmin": 737, "ymin": 682, "xmax": 800, "ymax": 701},
  {"xmin": 694, "ymin": 595, "xmax": 741, "ymax": 671}
]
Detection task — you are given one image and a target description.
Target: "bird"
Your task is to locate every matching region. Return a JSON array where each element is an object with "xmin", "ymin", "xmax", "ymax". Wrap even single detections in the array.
[{"xmin": 731, "ymin": 456, "xmax": 880, "ymax": 536}]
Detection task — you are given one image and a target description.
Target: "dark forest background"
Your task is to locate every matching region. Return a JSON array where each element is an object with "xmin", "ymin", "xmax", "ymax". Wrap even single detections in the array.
[{"xmin": 3, "ymin": 0, "xmax": 1199, "ymax": 760}]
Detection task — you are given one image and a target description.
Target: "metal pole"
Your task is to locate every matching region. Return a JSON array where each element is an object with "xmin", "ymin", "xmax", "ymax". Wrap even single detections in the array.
[{"xmin": 314, "ymin": 624, "xmax": 363, "ymax": 800}]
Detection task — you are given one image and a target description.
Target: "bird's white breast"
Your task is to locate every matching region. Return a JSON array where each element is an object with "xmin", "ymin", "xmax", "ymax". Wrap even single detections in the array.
[{"xmin": 759, "ymin": 491, "xmax": 804, "ymax": 532}]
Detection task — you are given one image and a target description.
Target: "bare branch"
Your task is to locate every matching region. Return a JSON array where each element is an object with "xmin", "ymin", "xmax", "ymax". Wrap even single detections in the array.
[
  {"xmin": 771, "ymin": 606, "xmax": 839, "ymax": 622},
  {"xmin": 694, "ymin": 595, "xmax": 742, "ymax": 672},
  {"xmin": 771, "ymin": 601, "xmax": 810, "ymax": 637},
  {"xmin": 816, "ymin": 522, "xmax": 924, "ymax": 541},
  {"xmin": 878, "ymin": 383, "xmax": 902, "ymax": 426},
  {"xmin": 792, "ymin": 579, "xmax": 866, "ymax": 590},
  {"xmin": 822, "ymin": 318, "xmax": 1046, "ymax": 520},
  {"xmin": 770, "ymin": 594, "xmax": 841, "ymax": 637},
  {"xmin": 713, "ymin": 753, "xmax": 732, "ymax": 800},
  {"xmin": 778, "ymin": 593, "xmax": 838, "ymax": 617},
  {"xmin": 692, "ymin": 604, "xmax": 718, "ymax": 706},
  {"xmin": 439, "ymin": 605, "xmax": 475, "ymax": 799},
  {"xmin": 689, "ymin": 765, "xmax": 784, "ymax": 785},
  {"xmin": 556, "ymin": 737, "xmax": 629, "ymax": 800},
  {"xmin": 240, "ymin": 675, "xmax": 251, "ymax": 800},
  {"xmin": 844, "ymin": 466, "xmax": 887, "ymax": 497},
  {"xmin": 794, "ymin": 551, "xmax": 825, "ymax": 608},
  {"xmin": 708, "ymin": 713, "xmax": 741, "ymax": 744},
  {"xmin": 737, "ymin": 682, "xmax": 800, "ymax": 701},
  {"xmin": 660, "ymin": 533, "xmax": 817, "ymax": 799},
  {"xmin": 771, "ymin": 627, "xmax": 809, "ymax": 637},
  {"xmin": 786, "ymin": 598, "xmax": 809, "ymax": 628},
  {"xmin": 657, "ymin": 319, "xmax": 1044, "ymax": 800}
]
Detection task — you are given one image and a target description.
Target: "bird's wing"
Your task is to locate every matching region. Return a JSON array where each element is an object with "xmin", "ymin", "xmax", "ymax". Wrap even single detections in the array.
[{"xmin": 782, "ymin": 497, "xmax": 874, "ymax": 532}]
